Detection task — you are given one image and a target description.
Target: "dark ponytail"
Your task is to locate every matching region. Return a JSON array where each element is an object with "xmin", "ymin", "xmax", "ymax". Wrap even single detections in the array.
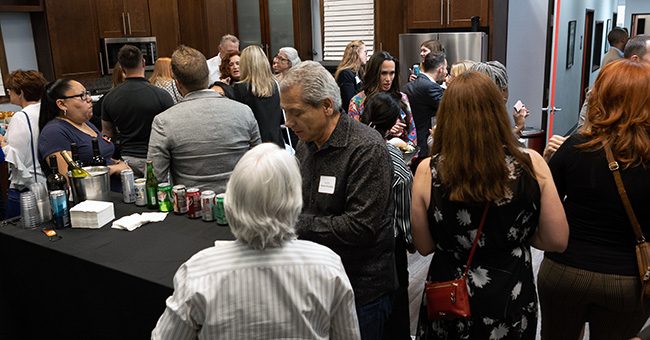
[{"xmin": 39, "ymin": 79, "xmax": 72, "ymax": 132}]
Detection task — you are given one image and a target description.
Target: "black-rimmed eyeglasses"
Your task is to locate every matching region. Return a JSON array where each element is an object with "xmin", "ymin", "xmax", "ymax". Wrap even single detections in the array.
[{"xmin": 61, "ymin": 90, "xmax": 92, "ymax": 102}]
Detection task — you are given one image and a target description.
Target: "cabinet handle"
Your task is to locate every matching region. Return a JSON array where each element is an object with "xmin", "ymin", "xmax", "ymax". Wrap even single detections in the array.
[
  {"xmin": 126, "ymin": 12, "xmax": 132, "ymax": 35},
  {"xmin": 447, "ymin": 0, "xmax": 450, "ymax": 25},
  {"xmin": 121, "ymin": 12, "xmax": 127, "ymax": 35},
  {"xmin": 264, "ymin": 43, "xmax": 269, "ymax": 57},
  {"xmin": 99, "ymin": 52, "xmax": 106, "ymax": 76},
  {"xmin": 440, "ymin": 0, "xmax": 444, "ymax": 25}
]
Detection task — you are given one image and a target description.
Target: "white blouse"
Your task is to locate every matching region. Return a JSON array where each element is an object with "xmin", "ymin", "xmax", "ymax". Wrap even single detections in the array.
[{"xmin": 2, "ymin": 102, "xmax": 46, "ymax": 189}]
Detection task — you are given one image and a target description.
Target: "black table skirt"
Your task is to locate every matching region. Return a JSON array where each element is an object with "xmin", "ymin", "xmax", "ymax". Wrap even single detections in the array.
[{"xmin": 0, "ymin": 193, "xmax": 234, "ymax": 339}]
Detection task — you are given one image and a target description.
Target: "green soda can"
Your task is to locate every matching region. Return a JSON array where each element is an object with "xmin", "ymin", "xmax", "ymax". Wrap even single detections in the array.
[
  {"xmin": 214, "ymin": 193, "xmax": 227, "ymax": 225},
  {"xmin": 157, "ymin": 182, "xmax": 173, "ymax": 212}
]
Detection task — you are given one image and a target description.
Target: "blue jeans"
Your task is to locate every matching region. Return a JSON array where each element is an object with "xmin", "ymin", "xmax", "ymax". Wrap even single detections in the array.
[{"xmin": 356, "ymin": 294, "xmax": 392, "ymax": 340}]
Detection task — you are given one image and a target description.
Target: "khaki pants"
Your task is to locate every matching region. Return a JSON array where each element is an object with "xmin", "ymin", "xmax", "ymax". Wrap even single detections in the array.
[{"xmin": 538, "ymin": 258, "xmax": 650, "ymax": 340}]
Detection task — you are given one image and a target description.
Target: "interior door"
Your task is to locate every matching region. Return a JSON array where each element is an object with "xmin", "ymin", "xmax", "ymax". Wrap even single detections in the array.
[{"xmin": 544, "ymin": 0, "xmax": 581, "ymax": 137}]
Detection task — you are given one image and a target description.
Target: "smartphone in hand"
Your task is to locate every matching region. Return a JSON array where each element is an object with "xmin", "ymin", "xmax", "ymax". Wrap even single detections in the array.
[
  {"xmin": 413, "ymin": 64, "xmax": 421, "ymax": 76},
  {"xmin": 513, "ymin": 100, "xmax": 524, "ymax": 112}
]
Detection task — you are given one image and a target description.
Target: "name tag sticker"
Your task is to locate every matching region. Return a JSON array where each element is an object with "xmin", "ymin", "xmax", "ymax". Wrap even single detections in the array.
[
  {"xmin": 355, "ymin": 75, "xmax": 361, "ymax": 84},
  {"xmin": 318, "ymin": 176, "xmax": 336, "ymax": 194}
]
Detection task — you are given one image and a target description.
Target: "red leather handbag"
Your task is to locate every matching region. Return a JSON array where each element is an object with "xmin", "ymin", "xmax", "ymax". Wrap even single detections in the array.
[{"xmin": 425, "ymin": 204, "xmax": 489, "ymax": 320}]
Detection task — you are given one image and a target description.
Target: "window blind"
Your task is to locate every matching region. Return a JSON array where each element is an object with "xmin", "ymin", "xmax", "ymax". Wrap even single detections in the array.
[{"xmin": 323, "ymin": 0, "xmax": 374, "ymax": 62}]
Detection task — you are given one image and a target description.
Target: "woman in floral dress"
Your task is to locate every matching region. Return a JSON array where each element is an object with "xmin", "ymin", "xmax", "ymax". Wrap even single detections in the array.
[{"xmin": 411, "ymin": 71, "xmax": 568, "ymax": 339}]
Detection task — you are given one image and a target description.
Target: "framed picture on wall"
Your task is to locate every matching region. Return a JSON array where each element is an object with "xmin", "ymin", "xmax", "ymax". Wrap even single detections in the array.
[
  {"xmin": 605, "ymin": 19, "xmax": 612, "ymax": 53},
  {"xmin": 567, "ymin": 20, "xmax": 576, "ymax": 69}
]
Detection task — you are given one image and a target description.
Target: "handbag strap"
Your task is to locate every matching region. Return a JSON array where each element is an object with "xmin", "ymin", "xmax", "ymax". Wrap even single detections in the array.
[
  {"xmin": 21, "ymin": 110, "xmax": 38, "ymax": 183},
  {"xmin": 603, "ymin": 142, "xmax": 645, "ymax": 244},
  {"xmin": 462, "ymin": 203, "xmax": 490, "ymax": 278}
]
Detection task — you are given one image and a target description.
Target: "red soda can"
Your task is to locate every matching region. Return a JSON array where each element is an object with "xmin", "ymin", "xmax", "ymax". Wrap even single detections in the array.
[
  {"xmin": 172, "ymin": 184, "xmax": 188, "ymax": 214},
  {"xmin": 186, "ymin": 187, "xmax": 202, "ymax": 219}
]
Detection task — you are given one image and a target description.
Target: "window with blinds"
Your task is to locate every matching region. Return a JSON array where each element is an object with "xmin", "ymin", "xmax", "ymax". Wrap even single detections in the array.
[{"xmin": 323, "ymin": 0, "xmax": 374, "ymax": 62}]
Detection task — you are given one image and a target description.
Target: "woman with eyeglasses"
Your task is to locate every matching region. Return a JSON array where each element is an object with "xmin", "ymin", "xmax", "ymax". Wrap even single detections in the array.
[{"xmin": 38, "ymin": 79, "xmax": 130, "ymax": 180}]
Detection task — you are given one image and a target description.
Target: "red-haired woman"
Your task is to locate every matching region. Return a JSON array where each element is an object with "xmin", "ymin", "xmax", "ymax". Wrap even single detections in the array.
[
  {"xmin": 411, "ymin": 71, "xmax": 568, "ymax": 339},
  {"xmin": 538, "ymin": 59, "xmax": 650, "ymax": 339}
]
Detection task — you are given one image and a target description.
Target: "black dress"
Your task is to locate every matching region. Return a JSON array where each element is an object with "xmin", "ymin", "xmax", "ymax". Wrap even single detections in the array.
[
  {"xmin": 419, "ymin": 153, "xmax": 540, "ymax": 340},
  {"xmin": 232, "ymin": 82, "xmax": 284, "ymax": 147}
]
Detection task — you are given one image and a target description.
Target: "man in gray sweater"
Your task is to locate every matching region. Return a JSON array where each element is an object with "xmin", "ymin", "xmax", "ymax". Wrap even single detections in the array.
[{"xmin": 147, "ymin": 45, "xmax": 261, "ymax": 193}]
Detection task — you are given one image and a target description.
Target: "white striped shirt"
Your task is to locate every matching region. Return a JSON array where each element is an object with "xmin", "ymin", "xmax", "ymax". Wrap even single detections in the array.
[{"xmin": 152, "ymin": 239, "xmax": 360, "ymax": 340}]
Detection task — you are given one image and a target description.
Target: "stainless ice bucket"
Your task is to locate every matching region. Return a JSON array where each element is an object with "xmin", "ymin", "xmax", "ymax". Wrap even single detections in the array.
[{"xmin": 70, "ymin": 166, "xmax": 111, "ymax": 204}]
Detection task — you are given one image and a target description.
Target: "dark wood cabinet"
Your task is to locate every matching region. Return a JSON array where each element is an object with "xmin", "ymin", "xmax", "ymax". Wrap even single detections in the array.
[
  {"xmin": 96, "ymin": 0, "xmax": 151, "ymax": 38},
  {"xmin": 447, "ymin": 0, "xmax": 489, "ymax": 28},
  {"xmin": 406, "ymin": 0, "xmax": 443, "ymax": 29},
  {"xmin": 0, "ymin": 0, "xmax": 43, "ymax": 12},
  {"xmin": 406, "ymin": 0, "xmax": 488, "ymax": 29},
  {"xmin": 41, "ymin": 0, "xmax": 101, "ymax": 79},
  {"xmin": 375, "ymin": 0, "xmax": 406, "ymax": 57},
  {"xmin": 177, "ymin": 0, "xmax": 236, "ymax": 59},
  {"xmin": 149, "ymin": 0, "xmax": 180, "ymax": 57}
]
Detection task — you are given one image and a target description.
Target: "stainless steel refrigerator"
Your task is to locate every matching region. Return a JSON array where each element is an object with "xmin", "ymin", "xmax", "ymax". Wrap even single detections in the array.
[{"xmin": 398, "ymin": 32, "xmax": 488, "ymax": 86}]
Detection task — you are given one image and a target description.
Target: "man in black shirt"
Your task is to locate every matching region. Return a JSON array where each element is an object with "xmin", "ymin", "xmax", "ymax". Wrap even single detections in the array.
[
  {"xmin": 280, "ymin": 61, "xmax": 396, "ymax": 340},
  {"xmin": 101, "ymin": 45, "xmax": 173, "ymax": 177}
]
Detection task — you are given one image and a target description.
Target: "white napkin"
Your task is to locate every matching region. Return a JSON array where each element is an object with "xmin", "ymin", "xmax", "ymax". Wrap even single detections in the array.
[{"xmin": 111, "ymin": 212, "xmax": 168, "ymax": 231}]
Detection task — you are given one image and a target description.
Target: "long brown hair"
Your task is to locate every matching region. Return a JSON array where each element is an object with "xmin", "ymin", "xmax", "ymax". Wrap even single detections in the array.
[
  {"xmin": 579, "ymin": 59, "xmax": 650, "ymax": 167},
  {"xmin": 432, "ymin": 71, "xmax": 534, "ymax": 202},
  {"xmin": 334, "ymin": 40, "xmax": 366, "ymax": 80}
]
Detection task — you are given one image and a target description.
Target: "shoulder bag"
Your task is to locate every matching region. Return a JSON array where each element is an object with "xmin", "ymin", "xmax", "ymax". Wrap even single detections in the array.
[
  {"xmin": 425, "ymin": 203, "xmax": 489, "ymax": 320},
  {"xmin": 603, "ymin": 143, "xmax": 650, "ymax": 298}
]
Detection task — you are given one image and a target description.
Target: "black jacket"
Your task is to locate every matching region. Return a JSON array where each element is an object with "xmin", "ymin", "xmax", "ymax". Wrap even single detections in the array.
[{"xmin": 402, "ymin": 73, "xmax": 444, "ymax": 158}]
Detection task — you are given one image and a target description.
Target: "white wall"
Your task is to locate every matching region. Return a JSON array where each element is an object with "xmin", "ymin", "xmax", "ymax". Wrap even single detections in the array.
[
  {"xmin": 506, "ymin": 0, "xmax": 548, "ymax": 131},
  {"xmin": 624, "ymin": 0, "xmax": 650, "ymax": 29},
  {"xmin": 0, "ymin": 13, "xmax": 38, "ymax": 72}
]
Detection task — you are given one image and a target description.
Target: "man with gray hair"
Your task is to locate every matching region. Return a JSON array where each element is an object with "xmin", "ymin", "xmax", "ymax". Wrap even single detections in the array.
[
  {"xmin": 207, "ymin": 34, "xmax": 240, "ymax": 84},
  {"xmin": 280, "ymin": 61, "xmax": 396, "ymax": 340},
  {"xmin": 153, "ymin": 143, "xmax": 360, "ymax": 339},
  {"xmin": 147, "ymin": 45, "xmax": 261, "ymax": 193}
]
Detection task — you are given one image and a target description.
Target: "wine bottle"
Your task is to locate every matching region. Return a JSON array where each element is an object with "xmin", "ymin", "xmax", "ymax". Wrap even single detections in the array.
[
  {"xmin": 70, "ymin": 142, "xmax": 84, "ymax": 168},
  {"xmin": 145, "ymin": 160, "xmax": 158, "ymax": 209},
  {"xmin": 46, "ymin": 155, "xmax": 70, "ymax": 199},
  {"xmin": 90, "ymin": 138, "xmax": 106, "ymax": 166},
  {"xmin": 60, "ymin": 150, "xmax": 91, "ymax": 178}
]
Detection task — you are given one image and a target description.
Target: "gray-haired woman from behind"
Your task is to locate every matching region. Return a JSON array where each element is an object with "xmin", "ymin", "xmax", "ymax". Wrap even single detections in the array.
[{"xmin": 153, "ymin": 143, "xmax": 361, "ymax": 340}]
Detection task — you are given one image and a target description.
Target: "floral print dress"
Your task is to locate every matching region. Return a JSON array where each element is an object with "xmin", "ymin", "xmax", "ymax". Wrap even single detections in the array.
[{"xmin": 419, "ymin": 153, "xmax": 541, "ymax": 340}]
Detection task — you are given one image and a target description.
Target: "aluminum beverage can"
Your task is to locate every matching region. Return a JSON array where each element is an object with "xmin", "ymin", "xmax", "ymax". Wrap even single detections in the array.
[
  {"xmin": 157, "ymin": 182, "xmax": 173, "ymax": 212},
  {"xmin": 214, "ymin": 193, "xmax": 227, "ymax": 225},
  {"xmin": 134, "ymin": 178, "xmax": 146, "ymax": 206},
  {"xmin": 200, "ymin": 190, "xmax": 216, "ymax": 222},
  {"xmin": 186, "ymin": 188, "xmax": 202, "ymax": 219},
  {"xmin": 172, "ymin": 184, "xmax": 187, "ymax": 214},
  {"xmin": 49, "ymin": 190, "xmax": 71, "ymax": 229},
  {"xmin": 120, "ymin": 169, "xmax": 136, "ymax": 203}
]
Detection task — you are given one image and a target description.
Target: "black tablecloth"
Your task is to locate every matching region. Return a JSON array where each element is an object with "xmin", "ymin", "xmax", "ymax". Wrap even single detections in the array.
[{"xmin": 0, "ymin": 193, "xmax": 234, "ymax": 339}]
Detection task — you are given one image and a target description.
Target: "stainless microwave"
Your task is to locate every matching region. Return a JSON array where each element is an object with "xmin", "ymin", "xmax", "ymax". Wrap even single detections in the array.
[{"xmin": 100, "ymin": 37, "xmax": 157, "ymax": 75}]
